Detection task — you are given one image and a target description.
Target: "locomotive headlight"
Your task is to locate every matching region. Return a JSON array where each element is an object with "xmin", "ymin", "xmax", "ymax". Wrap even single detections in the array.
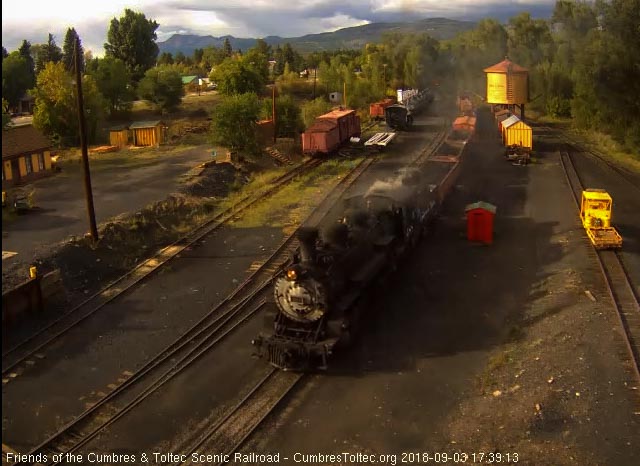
[{"xmin": 286, "ymin": 269, "xmax": 297, "ymax": 280}]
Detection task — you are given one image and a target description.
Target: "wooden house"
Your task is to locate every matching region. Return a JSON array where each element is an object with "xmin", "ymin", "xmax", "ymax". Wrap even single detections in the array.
[
  {"xmin": 130, "ymin": 121, "xmax": 167, "ymax": 147},
  {"xmin": 2, "ymin": 124, "xmax": 54, "ymax": 188}
]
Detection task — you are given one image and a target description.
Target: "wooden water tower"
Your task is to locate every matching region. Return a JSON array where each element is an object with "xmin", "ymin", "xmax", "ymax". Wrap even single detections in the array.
[{"xmin": 484, "ymin": 57, "xmax": 529, "ymax": 120}]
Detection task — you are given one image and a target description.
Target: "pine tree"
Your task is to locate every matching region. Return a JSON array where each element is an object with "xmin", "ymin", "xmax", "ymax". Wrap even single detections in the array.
[
  {"xmin": 17, "ymin": 40, "xmax": 36, "ymax": 90},
  {"xmin": 62, "ymin": 28, "xmax": 83, "ymax": 72},
  {"xmin": 36, "ymin": 33, "xmax": 63, "ymax": 74},
  {"xmin": 222, "ymin": 38, "xmax": 232, "ymax": 57}
]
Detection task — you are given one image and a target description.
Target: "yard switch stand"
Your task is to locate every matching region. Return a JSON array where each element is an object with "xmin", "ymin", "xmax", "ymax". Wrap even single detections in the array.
[{"xmin": 74, "ymin": 37, "xmax": 99, "ymax": 242}]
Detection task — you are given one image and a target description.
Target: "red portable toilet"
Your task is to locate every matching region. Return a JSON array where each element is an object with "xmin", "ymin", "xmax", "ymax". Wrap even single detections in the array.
[{"xmin": 465, "ymin": 201, "xmax": 497, "ymax": 244}]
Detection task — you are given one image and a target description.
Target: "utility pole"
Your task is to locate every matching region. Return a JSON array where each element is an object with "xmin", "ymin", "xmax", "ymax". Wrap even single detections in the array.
[
  {"xmin": 383, "ymin": 63, "xmax": 387, "ymax": 96},
  {"xmin": 74, "ymin": 37, "xmax": 99, "ymax": 242},
  {"xmin": 313, "ymin": 68, "xmax": 317, "ymax": 99},
  {"xmin": 272, "ymin": 85, "xmax": 277, "ymax": 143}
]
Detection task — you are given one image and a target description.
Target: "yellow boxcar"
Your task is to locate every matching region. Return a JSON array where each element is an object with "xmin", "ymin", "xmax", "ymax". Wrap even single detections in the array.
[{"xmin": 503, "ymin": 118, "xmax": 532, "ymax": 150}]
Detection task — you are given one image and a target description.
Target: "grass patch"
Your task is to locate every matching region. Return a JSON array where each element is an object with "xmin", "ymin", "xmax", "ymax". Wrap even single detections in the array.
[
  {"xmin": 56, "ymin": 145, "xmax": 198, "ymax": 173},
  {"xmin": 225, "ymin": 158, "xmax": 361, "ymax": 230},
  {"xmin": 567, "ymin": 127, "xmax": 640, "ymax": 172}
]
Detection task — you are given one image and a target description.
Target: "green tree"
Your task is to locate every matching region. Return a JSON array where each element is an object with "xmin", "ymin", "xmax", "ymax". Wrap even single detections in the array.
[
  {"xmin": 32, "ymin": 61, "xmax": 105, "ymax": 145},
  {"xmin": 222, "ymin": 38, "xmax": 232, "ymax": 58},
  {"xmin": 62, "ymin": 28, "xmax": 83, "ymax": 72},
  {"xmin": 35, "ymin": 33, "xmax": 63, "ymax": 74},
  {"xmin": 210, "ymin": 93, "xmax": 261, "ymax": 152},
  {"xmin": 91, "ymin": 57, "xmax": 134, "ymax": 115},
  {"xmin": 105, "ymin": 9, "xmax": 159, "ymax": 81},
  {"xmin": 263, "ymin": 95, "xmax": 303, "ymax": 137},
  {"xmin": 202, "ymin": 46, "xmax": 226, "ymax": 69},
  {"xmin": 193, "ymin": 48, "xmax": 204, "ymax": 64},
  {"xmin": 2, "ymin": 99, "xmax": 11, "ymax": 129},
  {"xmin": 210, "ymin": 58, "xmax": 265, "ymax": 95},
  {"xmin": 301, "ymin": 97, "xmax": 332, "ymax": 128},
  {"xmin": 507, "ymin": 12, "xmax": 554, "ymax": 68},
  {"xmin": 158, "ymin": 52, "xmax": 174, "ymax": 65},
  {"xmin": 18, "ymin": 40, "xmax": 36, "ymax": 88},
  {"xmin": 2, "ymin": 53, "xmax": 33, "ymax": 109},
  {"xmin": 1, "ymin": 47, "xmax": 7, "ymax": 61},
  {"xmin": 137, "ymin": 66, "xmax": 184, "ymax": 112}
]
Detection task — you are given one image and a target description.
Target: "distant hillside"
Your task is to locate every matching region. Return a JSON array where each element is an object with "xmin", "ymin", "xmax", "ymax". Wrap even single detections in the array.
[{"xmin": 158, "ymin": 18, "xmax": 476, "ymax": 56}]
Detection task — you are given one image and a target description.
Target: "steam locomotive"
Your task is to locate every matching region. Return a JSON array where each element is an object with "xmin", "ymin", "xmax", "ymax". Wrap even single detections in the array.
[
  {"xmin": 385, "ymin": 89, "xmax": 434, "ymax": 130},
  {"xmin": 252, "ymin": 168, "xmax": 439, "ymax": 371}
]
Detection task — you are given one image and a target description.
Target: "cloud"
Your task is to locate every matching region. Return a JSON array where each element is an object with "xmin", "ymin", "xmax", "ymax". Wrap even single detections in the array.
[{"xmin": 1, "ymin": 0, "xmax": 557, "ymax": 54}]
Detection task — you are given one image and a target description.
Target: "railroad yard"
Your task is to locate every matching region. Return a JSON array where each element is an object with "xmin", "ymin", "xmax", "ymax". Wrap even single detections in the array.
[{"xmin": 2, "ymin": 100, "xmax": 640, "ymax": 466}]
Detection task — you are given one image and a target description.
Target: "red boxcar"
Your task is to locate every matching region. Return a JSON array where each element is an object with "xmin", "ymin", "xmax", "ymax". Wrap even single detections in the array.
[
  {"xmin": 369, "ymin": 98, "xmax": 395, "ymax": 119},
  {"xmin": 303, "ymin": 108, "xmax": 361, "ymax": 155},
  {"xmin": 302, "ymin": 120, "xmax": 341, "ymax": 154}
]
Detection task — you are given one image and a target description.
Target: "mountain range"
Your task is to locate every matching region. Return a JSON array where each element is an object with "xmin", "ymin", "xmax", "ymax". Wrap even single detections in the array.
[{"xmin": 158, "ymin": 18, "xmax": 477, "ymax": 56}]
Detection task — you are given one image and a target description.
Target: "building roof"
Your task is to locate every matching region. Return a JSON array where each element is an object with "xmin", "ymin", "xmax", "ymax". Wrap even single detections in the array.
[
  {"xmin": 181, "ymin": 75, "xmax": 198, "ymax": 84},
  {"xmin": 484, "ymin": 58, "xmax": 528, "ymax": 73},
  {"xmin": 2, "ymin": 124, "xmax": 52, "ymax": 160},
  {"xmin": 108, "ymin": 124, "xmax": 129, "ymax": 131},
  {"xmin": 465, "ymin": 201, "xmax": 497, "ymax": 214},
  {"xmin": 129, "ymin": 120, "xmax": 164, "ymax": 129},
  {"xmin": 502, "ymin": 115, "xmax": 521, "ymax": 129}
]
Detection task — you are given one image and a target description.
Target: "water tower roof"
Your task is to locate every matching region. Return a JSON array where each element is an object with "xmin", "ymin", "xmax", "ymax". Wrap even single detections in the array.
[{"xmin": 484, "ymin": 58, "xmax": 528, "ymax": 73}]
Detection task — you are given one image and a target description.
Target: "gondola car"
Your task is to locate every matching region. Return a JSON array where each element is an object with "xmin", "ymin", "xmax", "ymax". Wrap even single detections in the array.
[{"xmin": 252, "ymin": 169, "xmax": 438, "ymax": 371}]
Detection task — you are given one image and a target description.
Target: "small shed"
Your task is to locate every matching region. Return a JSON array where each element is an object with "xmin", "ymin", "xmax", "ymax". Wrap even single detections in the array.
[
  {"xmin": 2, "ymin": 124, "xmax": 54, "ymax": 188},
  {"xmin": 465, "ymin": 201, "xmax": 497, "ymax": 244},
  {"xmin": 108, "ymin": 125, "xmax": 129, "ymax": 148},
  {"xmin": 502, "ymin": 116, "xmax": 532, "ymax": 150},
  {"xmin": 130, "ymin": 121, "xmax": 167, "ymax": 147}
]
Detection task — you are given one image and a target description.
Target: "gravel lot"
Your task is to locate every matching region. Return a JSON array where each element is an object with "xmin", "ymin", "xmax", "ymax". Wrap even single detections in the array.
[{"xmin": 238, "ymin": 109, "xmax": 640, "ymax": 466}]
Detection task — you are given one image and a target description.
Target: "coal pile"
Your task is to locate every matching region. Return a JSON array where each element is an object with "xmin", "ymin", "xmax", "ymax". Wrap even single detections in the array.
[{"xmin": 181, "ymin": 162, "xmax": 249, "ymax": 198}]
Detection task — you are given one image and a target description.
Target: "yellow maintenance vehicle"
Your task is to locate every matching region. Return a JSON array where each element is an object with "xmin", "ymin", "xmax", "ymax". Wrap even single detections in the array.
[{"xmin": 580, "ymin": 189, "xmax": 623, "ymax": 249}]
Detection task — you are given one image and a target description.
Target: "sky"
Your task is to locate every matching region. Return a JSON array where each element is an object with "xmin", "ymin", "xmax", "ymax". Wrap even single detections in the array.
[{"xmin": 2, "ymin": 0, "xmax": 556, "ymax": 56}]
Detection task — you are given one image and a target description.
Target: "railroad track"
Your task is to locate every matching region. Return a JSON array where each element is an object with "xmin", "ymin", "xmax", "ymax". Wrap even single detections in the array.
[
  {"xmin": 175, "ymin": 369, "xmax": 303, "ymax": 466},
  {"xmin": 559, "ymin": 149, "xmax": 640, "ymax": 385},
  {"xmin": 2, "ymin": 158, "xmax": 323, "ymax": 379},
  {"xmin": 412, "ymin": 120, "xmax": 450, "ymax": 166},
  {"xmin": 536, "ymin": 125, "xmax": 640, "ymax": 193},
  {"xmin": 12, "ymin": 156, "xmax": 377, "ymax": 466}
]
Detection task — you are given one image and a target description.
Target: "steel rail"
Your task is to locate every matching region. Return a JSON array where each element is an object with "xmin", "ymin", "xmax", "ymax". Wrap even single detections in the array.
[
  {"xmin": 177, "ymin": 370, "xmax": 303, "ymax": 466},
  {"xmin": 2, "ymin": 158, "xmax": 322, "ymax": 377},
  {"xmin": 559, "ymin": 149, "xmax": 640, "ymax": 383},
  {"xmin": 15, "ymin": 156, "xmax": 377, "ymax": 465}
]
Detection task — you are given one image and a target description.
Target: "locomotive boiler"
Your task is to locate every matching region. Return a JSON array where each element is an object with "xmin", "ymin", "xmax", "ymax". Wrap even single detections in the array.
[{"xmin": 252, "ymin": 169, "xmax": 439, "ymax": 371}]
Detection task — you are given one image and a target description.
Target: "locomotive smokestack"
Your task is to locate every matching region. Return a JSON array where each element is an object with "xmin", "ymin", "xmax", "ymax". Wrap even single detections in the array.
[{"xmin": 297, "ymin": 227, "xmax": 319, "ymax": 264}]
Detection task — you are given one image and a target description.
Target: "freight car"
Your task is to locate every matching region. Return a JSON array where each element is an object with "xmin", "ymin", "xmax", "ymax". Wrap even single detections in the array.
[
  {"xmin": 369, "ymin": 98, "xmax": 395, "ymax": 120},
  {"xmin": 252, "ymin": 168, "xmax": 440, "ymax": 371},
  {"xmin": 302, "ymin": 108, "xmax": 361, "ymax": 156}
]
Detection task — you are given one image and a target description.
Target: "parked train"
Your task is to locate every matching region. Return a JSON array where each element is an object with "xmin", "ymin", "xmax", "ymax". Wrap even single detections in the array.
[
  {"xmin": 302, "ymin": 108, "xmax": 361, "ymax": 156},
  {"xmin": 384, "ymin": 89, "xmax": 434, "ymax": 130},
  {"xmin": 252, "ymin": 168, "xmax": 441, "ymax": 371}
]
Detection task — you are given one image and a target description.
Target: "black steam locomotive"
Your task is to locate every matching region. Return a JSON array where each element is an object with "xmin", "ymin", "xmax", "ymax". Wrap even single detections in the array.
[
  {"xmin": 252, "ymin": 169, "xmax": 439, "ymax": 370},
  {"xmin": 385, "ymin": 89, "xmax": 434, "ymax": 130}
]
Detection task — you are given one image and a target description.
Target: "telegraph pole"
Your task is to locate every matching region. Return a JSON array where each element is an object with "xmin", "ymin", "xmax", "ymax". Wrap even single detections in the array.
[
  {"xmin": 272, "ymin": 85, "xmax": 277, "ymax": 143},
  {"xmin": 74, "ymin": 37, "xmax": 99, "ymax": 241},
  {"xmin": 313, "ymin": 68, "xmax": 317, "ymax": 99}
]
